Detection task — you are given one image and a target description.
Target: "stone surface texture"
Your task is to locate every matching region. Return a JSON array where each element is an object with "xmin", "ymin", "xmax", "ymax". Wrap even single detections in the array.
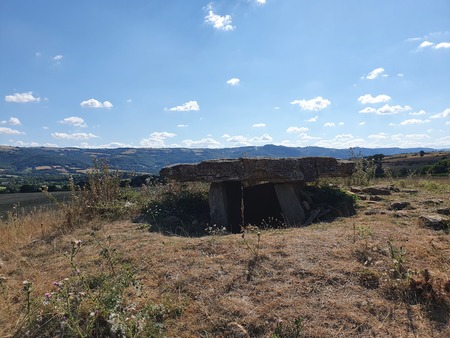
[{"xmin": 160, "ymin": 157, "xmax": 354, "ymax": 184}]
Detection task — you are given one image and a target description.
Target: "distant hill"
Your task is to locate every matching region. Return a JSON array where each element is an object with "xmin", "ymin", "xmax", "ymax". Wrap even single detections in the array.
[{"xmin": 0, "ymin": 145, "xmax": 440, "ymax": 176}]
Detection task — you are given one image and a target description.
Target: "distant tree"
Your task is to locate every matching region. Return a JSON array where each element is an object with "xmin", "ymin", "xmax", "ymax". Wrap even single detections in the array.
[
  {"xmin": 419, "ymin": 150, "xmax": 425, "ymax": 157},
  {"xmin": 367, "ymin": 154, "xmax": 385, "ymax": 177}
]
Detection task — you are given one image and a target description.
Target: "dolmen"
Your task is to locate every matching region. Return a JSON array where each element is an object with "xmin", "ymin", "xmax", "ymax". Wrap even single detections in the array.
[{"xmin": 160, "ymin": 157, "xmax": 354, "ymax": 232}]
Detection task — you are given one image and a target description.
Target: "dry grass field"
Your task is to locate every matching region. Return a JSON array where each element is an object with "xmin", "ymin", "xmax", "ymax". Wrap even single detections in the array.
[{"xmin": 0, "ymin": 176, "xmax": 449, "ymax": 337}]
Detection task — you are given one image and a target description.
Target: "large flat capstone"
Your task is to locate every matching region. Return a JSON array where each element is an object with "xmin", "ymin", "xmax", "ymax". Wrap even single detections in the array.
[{"xmin": 160, "ymin": 157, "xmax": 354, "ymax": 184}]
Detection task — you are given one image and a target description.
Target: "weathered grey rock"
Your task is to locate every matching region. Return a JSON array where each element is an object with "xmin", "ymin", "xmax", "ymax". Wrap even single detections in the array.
[
  {"xmin": 420, "ymin": 199, "xmax": 443, "ymax": 206},
  {"xmin": 418, "ymin": 215, "xmax": 449, "ymax": 230},
  {"xmin": 437, "ymin": 208, "xmax": 450, "ymax": 215},
  {"xmin": 361, "ymin": 186, "xmax": 392, "ymax": 195},
  {"xmin": 274, "ymin": 183, "xmax": 306, "ymax": 225},
  {"xmin": 161, "ymin": 157, "xmax": 354, "ymax": 184},
  {"xmin": 389, "ymin": 201, "xmax": 411, "ymax": 210}
]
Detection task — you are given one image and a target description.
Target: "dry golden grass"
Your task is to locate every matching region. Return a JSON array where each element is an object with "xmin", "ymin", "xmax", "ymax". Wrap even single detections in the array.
[{"xmin": 0, "ymin": 178, "xmax": 449, "ymax": 337}]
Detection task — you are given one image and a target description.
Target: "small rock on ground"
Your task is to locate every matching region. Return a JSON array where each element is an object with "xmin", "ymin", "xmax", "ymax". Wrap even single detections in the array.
[{"xmin": 418, "ymin": 215, "xmax": 449, "ymax": 231}]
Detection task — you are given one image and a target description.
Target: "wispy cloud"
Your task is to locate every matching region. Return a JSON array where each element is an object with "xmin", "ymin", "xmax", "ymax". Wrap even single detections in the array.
[
  {"xmin": 364, "ymin": 67, "xmax": 387, "ymax": 80},
  {"xmin": 5, "ymin": 91, "xmax": 41, "ymax": 103},
  {"xmin": 286, "ymin": 126, "xmax": 309, "ymax": 133},
  {"xmin": 399, "ymin": 119, "xmax": 430, "ymax": 125},
  {"xmin": 51, "ymin": 132, "xmax": 98, "ymax": 140},
  {"xmin": 324, "ymin": 122, "xmax": 335, "ymax": 127},
  {"xmin": 177, "ymin": 124, "xmax": 189, "ymax": 128},
  {"xmin": 80, "ymin": 99, "xmax": 113, "ymax": 109},
  {"xmin": 53, "ymin": 54, "xmax": 63, "ymax": 63},
  {"xmin": 357, "ymin": 94, "xmax": 391, "ymax": 104},
  {"xmin": 306, "ymin": 116, "xmax": 318, "ymax": 122},
  {"xmin": 226, "ymin": 78, "xmax": 240, "ymax": 86},
  {"xmin": 291, "ymin": 96, "xmax": 330, "ymax": 111},
  {"xmin": 359, "ymin": 104, "xmax": 412, "ymax": 115},
  {"xmin": 409, "ymin": 110, "xmax": 426, "ymax": 116},
  {"xmin": 430, "ymin": 108, "xmax": 450, "ymax": 119},
  {"xmin": 0, "ymin": 127, "xmax": 24, "ymax": 135},
  {"xmin": 256, "ymin": 0, "xmax": 266, "ymax": 4},
  {"xmin": 222, "ymin": 133, "xmax": 272, "ymax": 146},
  {"xmin": 252, "ymin": 123, "xmax": 266, "ymax": 128},
  {"xmin": 166, "ymin": 100, "xmax": 200, "ymax": 112},
  {"xmin": 59, "ymin": 117, "xmax": 87, "ymax": 127},
  {"xmin": 1, "ymin": 117, "xmax": 22, "ymax": 125},
  {"xmin": 205, "ymin": 4, "xmax": 235, "ymax": 31},
  {"xmin": 419, "ymin": 41, "xmax": 434, "ymax": 48},
  {"xmin": 182, "ymin": 137, "xmax": 222, "ymax": 148},
  {"xmin": 434, "ymin": 42, "xmax": 450, "ymax": 49},
  {"xmin": 139, "ymin": 131, "xmax": 176, "ymax": 147}
]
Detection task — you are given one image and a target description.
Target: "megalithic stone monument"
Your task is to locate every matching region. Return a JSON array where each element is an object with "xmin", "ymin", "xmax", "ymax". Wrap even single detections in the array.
[{"xmin": 160, "ymin": 157, "xmax": 354, "ymax": 232}]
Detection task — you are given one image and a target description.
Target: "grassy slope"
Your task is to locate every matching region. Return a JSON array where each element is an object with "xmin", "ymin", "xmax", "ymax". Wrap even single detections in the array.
[{"xmin": 0, "ymin": 179, "xmax": 449, "ymax": 337}]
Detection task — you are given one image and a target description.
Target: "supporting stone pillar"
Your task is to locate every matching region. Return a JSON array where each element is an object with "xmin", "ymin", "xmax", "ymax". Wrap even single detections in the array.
[
  {"xmin": 209, "ymin": 181, "xmax": 243, "ymax": 232},
  {"xmin": 209, "ymin": 182, "xmax": 229, "ymax": 228},
  {"xmin": 274, "ymin": 183, "xmax": 306, "ymax": 226}
]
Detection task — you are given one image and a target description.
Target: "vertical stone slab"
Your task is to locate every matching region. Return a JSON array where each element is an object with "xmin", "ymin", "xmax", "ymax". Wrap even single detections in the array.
[
  {"xmin": 209, "ymin": 182, "xmax": 229, "ymax": 228},
  {"xmin": 274, "ymin": 183, "xmax": 306, "ymax": 226}
]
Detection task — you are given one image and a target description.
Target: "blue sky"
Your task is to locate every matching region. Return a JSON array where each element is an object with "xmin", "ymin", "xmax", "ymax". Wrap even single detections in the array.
[{"xmin": 1, "ymin": 0, "xmax": 450, "ymax": 149}]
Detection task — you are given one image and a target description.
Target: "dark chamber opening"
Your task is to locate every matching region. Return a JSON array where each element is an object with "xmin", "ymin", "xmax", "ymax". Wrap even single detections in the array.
[{"xmin": 243, "ymin": 183, "xmax": 283, "ymax": 226}]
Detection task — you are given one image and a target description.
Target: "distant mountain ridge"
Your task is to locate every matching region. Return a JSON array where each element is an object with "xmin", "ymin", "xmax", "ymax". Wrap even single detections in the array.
[{"xmin": 0, "ymin": 145, "xmax": 439, "ymax": 176}]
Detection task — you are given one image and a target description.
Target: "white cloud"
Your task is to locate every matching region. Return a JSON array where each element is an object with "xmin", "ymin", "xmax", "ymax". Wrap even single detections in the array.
[
  {"xmin": 59, "ymin": 117, "xmax": 87, "ymax": 127},
  {"xmin": 357, "ymin": 94, "xmax": 391, "ymax": 104},
  {"xmin": 205, "ymin": 5, "xmax": 235, "ymax": 31},
  {"xmin": 182, "ymin": 137, "xmax": 222, "ymax": 148},
  {"xmin": 290, "ymin": 96, "xmax": 330, "ymax": 111},
  {"xmin": 314, "ymin": 134, "xmax": 365, "ymax": 148},
  {"xmin": 51, "ymin": 132, "xmax": 98, "ymax": 140},
  {"xmin": 434, "ymin": 42, "xmax": 450, "ymax": 49},
  {"xmin": 53, "ymin": 54, "xmax": 63, "ymax": 63},
  {"xmin": 5, "ymin": 91, "xmax": 41, "ymax": 103},
  {"xmin": 446, "ymin": 121, "xmax": 450, "ymax": 126},
  {"xmin": 177, "ymin": 124, "xmax": 189, "ymax": 128},
  {"xmin": 359, "ymin": 107, "xmax": 377, "ymax": 114},
  {"xmin": 359, "ymin": 122, "xmax": 366, "ymax": 126},
  {"xmin": 256, "ymin": 0, "xmax": 266, "ymax": 4},
  {"xmin": 286, "ymin": 126, "xmax": 309, "ymax": 133},
  {"xmin": 409, "ymin": 110, "xmax": 426, "ymax": 116},
  {"xmin": 6, "ymin": 117, "xmax": 21, "ymax": 125},
  {"xmin": 324, "ymin": 122, "xmax": 335, "ymax": 127},
  {"xmin": 250, "ymin": 134, "xmax": 272, "ymax": 143},
  {"xmin": 430, "ymin": 108, "xmax": 450, "ymax": 119},
  {"xmin": 252, "ymin": 123, "xmax": 266, "ymax": 128},
  {"xmin": 365, "ymin": 67, "xmax": 386, "ymax": 80},
  {"xmin": 399, "ymin": 119, "xmax": 430, "ymax": 125},
  {"xmin": 359, "ymin": 104, "xmax": 412, "ymax": 115},
  {"xmin": 306, "ymin": 116, "xmax": 318, "ymax": 122},
  {"xmin": 274, "ymin": 106, "xmax": 280, "ymax": 110},
  {"xmin": 368, "ymin": 133, "xmax": 388, "ymax": 140},
  {"xmin": 139, "ymin": 131, "xmax": 176, "ymax": 148},
  {"xmin": 96, "ymin": 142, "xmax": 134, "ymax": 148},
  {"xmin": 0, "ymin": 127, "xmax": 24, "ymax": 135},
  {"xmin": 166, "ymin": 100, "xmax": 200, "ymax": 112},
  {"xmin": 80, "ymin": 99, "xmax": 113, "ymax": 109},
  {"xmin": 392, "ymin": 133, "xmax": 430, "ymax": 141},
  {"xmin": 224, "ymin": 135, "xmax": 252, "ymax": 146},
  {"xmin": 338, "ymin": 122, "xmax": 344, "ymax": 126},
  {"xmin": 226, "ymin": 78, "xmax": 240, "ymax": 86},
  {"xmin": 419, "ymin": 41, "xmax": 434, "ymax": 48}
]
